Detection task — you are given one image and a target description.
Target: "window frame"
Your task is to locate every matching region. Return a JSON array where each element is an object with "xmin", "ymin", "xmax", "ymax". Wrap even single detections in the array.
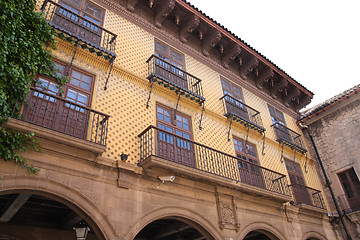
[
  {"xmin": 35, "ymin": 60, "xmax": 95, "ymax": 109},
  {"xmin": 154, "ymin": 39, "xmax": 186, "ymax": 71},
  {"xmin": 338, "ymin": 168, "xmax": 360, "ymax": 211},
  {"xmin": 268, "ymin": 104, "xmax": 286, "ymax": 126},
  {"xmin": 221, "ymin": 77, "xmax": 245, "ymax": 104}
]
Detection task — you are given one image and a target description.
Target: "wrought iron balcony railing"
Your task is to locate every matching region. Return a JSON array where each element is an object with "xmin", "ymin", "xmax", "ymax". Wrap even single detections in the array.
[
  {"xmin": 139, "ymin": 126, "xmax": 291, "ymax": 197},
  {"xmin": 11, "ymin": 86, "xmax": 109, "ymax": 146},
  {"xmin": 289, "ymin": 183, "xmax": 326, "ymax": 209},
  {"xmin": 41, "ymin": 0, "xmax": 117, "ymax": 60},
  {"xmin": 146, "ymin": 55, "xmax": 205, "ymax": 104},
  {"xmin": 271, "ymin": 122, "xmax": 306, "ymax": 153},
  {"xmin": 220, "ymin": 94, "xmax": 265, "ymax": 133}
]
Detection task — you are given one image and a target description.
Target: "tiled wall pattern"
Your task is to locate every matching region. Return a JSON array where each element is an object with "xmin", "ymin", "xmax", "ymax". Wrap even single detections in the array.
[{"xmin": 43, "ymin": 2, "xmax": 325, "ymax": 203}]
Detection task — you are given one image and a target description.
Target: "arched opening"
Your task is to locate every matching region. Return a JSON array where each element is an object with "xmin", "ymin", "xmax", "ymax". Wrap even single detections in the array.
[
  {"xmin": 0, "ymin": 192, "xmax": 104, "ymax": 240},
  {"xmin": 134, "ymin": 218, "xmax": 214, "ymax": 240},
  {"xmin": 244, "ymin": 230, "xmax": 280, "ymax": 240}
]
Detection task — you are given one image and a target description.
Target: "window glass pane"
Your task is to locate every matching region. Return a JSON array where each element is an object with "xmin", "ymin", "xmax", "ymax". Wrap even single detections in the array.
[
  {"xmin": 67, "ymin": 89, "xmax": 77, "ymax": 100},
  {"xmin": 49, "ymin": 82, "xmax": 59, "ymax": 93},
  {"xmin": 66, "ymin": 0, "xmax": 80, "ymax": 6},
  {"xmin": 78, "ymin": 93, "xmax": 87, "ymax": 105},
  {"xmin": 80, "ymin": 82, "xmax": 90, "ymax": 90},
  {"xmin": 171, "ymin": 50, "xmax": 183, "ymax": 64},
  {"xmin": 37, "ymin": 79, "xmax": 49, "ymax": 90},
  {"xmin": 82, "ymin": 75, "xmax": 91, "ymax": 84},
  {"xmin": 71, "ymin": 71, "xmax": 81, "ymax": 81},
  {"xmin": 85, "ymin": 3, "xmax": 102, "ymax": 19},
  {"xmin": 70, "ymin": 78, "xmax": 80, "ymax": 87},
  {"xmin": 155, "ymin": 41, "xmax": 167, "ymax": 55},
  {"xmin": 54, "ymin": 63, "xmax": 64, "ymax": 77}
]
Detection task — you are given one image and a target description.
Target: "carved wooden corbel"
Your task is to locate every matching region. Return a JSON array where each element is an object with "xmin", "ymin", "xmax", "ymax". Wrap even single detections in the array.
[
  {"xmin": 154, "ymin": 0, "xmax": 175, "ymax": 28},
  {"xmin": 271, "ymin": 78, "xmax": 288, "ymax": 99},
  {"xmin": 179, "ymin": 14, "xmax": 200, "ymax": 42},
  {"xmin": 295, "ymin": 94, "xmax": 311, "ymax": 112},
  {"xmin": 284, "ymin": 86, "xmax": 301, "ymax": 107},
  {"xmin": 239, "ymin": 56, "xmax": 259, "ymax": 79},
  {"xmin": 126, "ymin": 0, "xmax": 140, "ymax": 11},
  {"xmin": 201, "ymin": 30, "xmax": 222, "ymax": 56},
  {"xmin": 255, "ymin": 67, "xmax": 274, "ymax": 89},
  {"xmin": 221, "ymin": 44, "xmax": 241, "ymax": 69}
]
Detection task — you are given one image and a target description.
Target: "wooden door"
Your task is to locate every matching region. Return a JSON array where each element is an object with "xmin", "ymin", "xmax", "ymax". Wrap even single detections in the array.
[
  {"xmin": 268, "ymin": 105, "xmax": 291, "ymax": 142},
  {"xmin": 156, "ymin": 105, "xmax": 194, "ymax": 167},
  {"xmin": 285, "ymin": 159, "xmax": 311, "ymax": 205},
  {"xmin": 58, "ymin": 68, "xmax": 93, "ymax": 139},
  {"xmin": 221, "ymin": 78, "xmax": 248, "ymax": 120},
  {"xmin": 154, "ymin": 41, "xmax": 187, "ymax": 89},
  {"xmin": 24, "ymin": 78, "xmax": 60, "ymax": 129},
  {"xmin": 54, "ymin": 0, "xmax": 104, "ymax": 46},
  {"xmin": 234, "ymin": 138, "xmax": 264, "ymax": 188}
]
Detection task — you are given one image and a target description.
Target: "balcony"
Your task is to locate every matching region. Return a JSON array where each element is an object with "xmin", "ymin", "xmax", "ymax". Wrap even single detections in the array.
[
  {"xmin": 41, "ymin": 0, "xmax": 117, "ymax": 60},
  {"xmin": 146, "ymin": 55, "xmax": 205, "ymax": 104},
  {"xmin": 220, "ymin": 94, "xmax": 265, "ymax": 133},
  {"xmin": 271, "ymin": 122, "xmax": 306, "ymax": 154},
  {"xmin": 139, "ymin": 126, "xmax": 292, "ymax": 201},
  {"xmin": 10, "ymin": 86, "xmax": 109, "ymax": 146},
  {"xmin": 289, "ymin": 183, "xmax": 326, "ymax": 209}
]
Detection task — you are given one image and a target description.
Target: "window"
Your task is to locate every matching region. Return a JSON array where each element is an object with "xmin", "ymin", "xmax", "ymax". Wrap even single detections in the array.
[
  {"xmin": 221, "ymin": 77, "xmax": 248, "ymax": 119},
  {"xmin": 268, "ymin": 105, "xmax": 286, "ymax": 126},
  {"xmin": 156, "ymin": 105, "xmax": 194, "ymax": 167},
  {"xmin": 268, "ymin": 105, "xmax": 292, "ymax": 142},
  {"xmin": 26, "ymin": 60, "xmax": 95, "ymax": 139},
  {"xmin": 154, "ymin": 40, "xmax": 187, "ymax": 89},
  {"xmin": 55, "ymin": 0, "xmax": 105, "ymax": 45},
  {"xmin": 285, "ymin": 159, "xmax": 311, "ymax": 205},
  {"xmin": 233, "ymin": 137, "xmax": 264, "ymax": 188},
  {"xmin": 338, "ymin": 168, "xmax": 360, "ymax": 211}
]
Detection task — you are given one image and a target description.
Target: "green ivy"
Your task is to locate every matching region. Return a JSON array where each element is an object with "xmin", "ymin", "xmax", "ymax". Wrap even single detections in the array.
[{"xmin": 0, "ymin": 0, "xmax": 56, "ymax": 173}]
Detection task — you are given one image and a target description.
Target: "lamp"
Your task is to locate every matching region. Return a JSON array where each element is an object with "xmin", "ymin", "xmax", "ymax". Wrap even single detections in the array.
[
  {"xmin": 73, "ymin": 222, "xmax": 90, "ymax": 240},
  {"xmin": 120, "ymin": 153, "xmax": 129, "ymax": 161}
]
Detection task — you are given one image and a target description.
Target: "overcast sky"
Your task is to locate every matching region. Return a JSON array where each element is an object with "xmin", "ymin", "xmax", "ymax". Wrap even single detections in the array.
[{"xmin": 187, "ymin": 0, "xmax": 360, "ymax": 109}]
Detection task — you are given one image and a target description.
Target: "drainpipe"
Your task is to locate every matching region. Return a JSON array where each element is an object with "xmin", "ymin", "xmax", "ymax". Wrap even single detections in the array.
[{"xmin": 308, "ymin": 133, "xmax": 352, "ymax": 240}]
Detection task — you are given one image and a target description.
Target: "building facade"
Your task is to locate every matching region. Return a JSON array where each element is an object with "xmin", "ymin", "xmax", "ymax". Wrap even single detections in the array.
[
  {"xmin": 0, "ymin": 0, "xmax": 338, "ymax": 239},
  {"xmin": 299, "ymin": 84, "xmax": 360, "ymax": 239}
]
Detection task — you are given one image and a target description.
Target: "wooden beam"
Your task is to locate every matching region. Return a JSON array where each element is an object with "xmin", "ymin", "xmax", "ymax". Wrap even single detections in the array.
[{"xmin": 0, "ymin": 193, "xmax": 31, "ymax": 223}]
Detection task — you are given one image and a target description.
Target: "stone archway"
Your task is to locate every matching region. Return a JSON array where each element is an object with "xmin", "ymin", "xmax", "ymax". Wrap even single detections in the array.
[
  {"xmin": 125, "ymin": 206, "xmax": 222, "ymax": 240},
  {"xmin": 0, "ymin": 175, "xmax": 119, "ymax": 240},
  {"xmin": 134, "ymin": 217, "xmax": 213, "ymax": 240},
  {"xmin": 238, "ymin": 222, "xmax": 285, "ymax": 240},
  {"xmin": 302, "ymin": 231, "xmax": 327, "ymax": 240},
  {"xmin": 243, "ymin": 230, "xmax": 279, "ymax": 240}
]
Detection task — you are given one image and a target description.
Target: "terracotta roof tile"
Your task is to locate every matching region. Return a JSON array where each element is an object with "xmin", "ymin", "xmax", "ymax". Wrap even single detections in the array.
[{"xmin": 299, "ymin": 84, "xmax": 360, "ymax": 121}]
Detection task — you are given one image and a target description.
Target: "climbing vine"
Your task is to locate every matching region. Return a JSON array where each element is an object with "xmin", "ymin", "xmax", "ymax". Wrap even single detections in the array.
[{"xmin": 0, "ymin": 0, "xmax": 57, "ymax": 173}]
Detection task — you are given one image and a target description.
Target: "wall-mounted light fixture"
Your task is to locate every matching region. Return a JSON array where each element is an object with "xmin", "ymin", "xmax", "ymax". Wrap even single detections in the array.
[
  {"xmin": 120, "ymin": 153, "xmax": 129, "ymax": 161},
  {"xmin": 157, "ymin": 175, "xmax": 175, "ymax": 188},
  {"xmin": 73, "ymin": 222, "xmax": 90, "ymax": 240}
]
